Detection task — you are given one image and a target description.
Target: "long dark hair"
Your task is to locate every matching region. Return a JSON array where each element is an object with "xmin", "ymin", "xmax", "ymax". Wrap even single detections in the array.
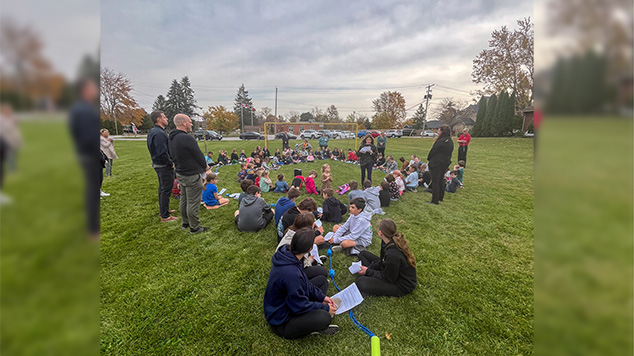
[{"xmin": 379, "ymin": 219, "xmax": 416, "ymax": 268}]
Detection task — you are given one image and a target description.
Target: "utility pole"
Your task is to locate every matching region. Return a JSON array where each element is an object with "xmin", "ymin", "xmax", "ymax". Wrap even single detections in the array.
[
  {"xmin": 274, "ymin": 87, "xmax": 278, "ymax": 120},
  {"xmin": 422, "ymin": 84, "xmax": 435, "ymax": 133}
]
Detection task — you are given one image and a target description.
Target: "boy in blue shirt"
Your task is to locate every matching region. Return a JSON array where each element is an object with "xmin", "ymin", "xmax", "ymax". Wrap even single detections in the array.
[{"xmin": 405, "ymin": 165, "xmax": 419, "ymax": 192}]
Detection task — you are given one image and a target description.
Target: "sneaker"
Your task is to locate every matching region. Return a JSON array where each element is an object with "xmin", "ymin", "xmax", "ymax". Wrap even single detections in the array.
[
  {"xmin": 425, "ymin": 201, "xmax": 439, "ymax": 205},
  {"xmin": 100, "ymin": 191, "xmax": 110, "ymax": 197},
  {"xmin": 161, "ymin": 216, "xmax": 179, "ymax": 222},
  {"xmin": 319, "ymin": 325, "xmax": 339, "ymax": 336},
  {"xmin": 190, "ymin": 226, "xmax": 209, "ymax": 234},
  {"xmin": 181, "ymin": 224, "xmax": 190, "ymax": 230},
  {"xmin": 331, "ymin": 245, "xmax": 343, "ymax": 253},
  {"xmin": 319, "ymin": 255, "xmax": 328, "ymax": 264},
  {"xmin": 0, "ymin": 192, "xmax": 12, "ymax": 205}
]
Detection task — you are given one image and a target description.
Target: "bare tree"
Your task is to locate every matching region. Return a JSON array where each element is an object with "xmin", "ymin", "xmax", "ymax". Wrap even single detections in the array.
[{"xmin": 100, "ymin": 68, "xmax": 144, "ymax": 133}]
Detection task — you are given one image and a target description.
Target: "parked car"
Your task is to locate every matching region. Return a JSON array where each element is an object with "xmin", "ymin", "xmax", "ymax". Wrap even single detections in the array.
[
  {"xmin": 300, "ymin": 130, "xmax": 319, "ymax": 139},
  {"xmin": 274, "ymin": 132, "xmax": 297, "ymax": 140},
  {"xmin": 385, "ymin": 129, "xmax": 402, "ymax": 138},
  {"xmin": 401, "ymin": 128, "xmax": 418, "ymax": 136},
  {"xmin": 370, "ymin": 130, "xmax": 381, "ymax": 138},
  {"xmin": 316, "ymin": 129, "xmax": 334, "ymax": 138},
  {"xmin": 239, "ymin": 132, "xmax": 264, "ymax": 140},
  {"xmin": 329, "ymin": 130, "xmax": 341, "ymax": 139},
  {"xmin": 357, "ymin": 130, "xmax": 368, "ymax": 138},
  {"xmin": 421, "ymin": 130, "xmax": 438, "ymax": 137},
  {"xmin": 194, "ymin": 130, "xmax": 223, "ymax": 141}
]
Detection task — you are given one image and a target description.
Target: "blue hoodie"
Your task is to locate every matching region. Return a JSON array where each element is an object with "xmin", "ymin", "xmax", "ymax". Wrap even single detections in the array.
[
  {"xmin": 263, "ymin": 245, "xmax": 328, "ymax": 326},
  {"xmin": 274, "ymin": 197, "xmax": 296, "ymax": 226}
]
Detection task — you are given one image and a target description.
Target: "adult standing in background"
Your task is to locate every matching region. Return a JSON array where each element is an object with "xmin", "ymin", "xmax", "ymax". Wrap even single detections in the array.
[
  {"xmin": 426, "ymin": 124, "xmax": 453, "ymax": 205},
  {"xmin": 100, "ymin": 129, "xmax": 118, "ymax": 177},
  {"xmin": 68, "ymin": 78, "xmax": 101, "ymax": 239},
  {"xmin": 147, "ymin": 111, "xmax": 178, "ymax": 222},
  {"xmin": 281, "ymin": 131, "xmax": 290, "ymax": 150},
  {"xmin": 318, "ymin": 133, "xmax": 329, "ymax": 151},
  {"xmin": 169, "ymin": 114, "xmax": 208, "ymax": 234},
  {"xmin": 376, "ymin": 132, "xmax": 387, "ymax": 157},
  {"xmin": 356, "ymin": 135, "xmax": 377, "ymax": 183},
  {"xmin": 457, "ymin": 128, "xmax": 471, "ymax": 166}
]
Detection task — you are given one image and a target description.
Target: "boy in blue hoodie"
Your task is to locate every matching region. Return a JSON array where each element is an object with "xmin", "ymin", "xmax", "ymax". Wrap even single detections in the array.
[
  {"xmin": 275, "ymin": 188, "xmax": 300, "ymax": 227},
  {"xmin": 264, "ymin": 229, "xmax": 338, "ymax": 339}
]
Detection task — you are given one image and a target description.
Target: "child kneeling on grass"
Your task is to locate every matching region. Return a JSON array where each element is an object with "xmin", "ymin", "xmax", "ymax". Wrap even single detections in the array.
[
  {"xmin": 326, "ymin": 198, "xmax": 373, "ymax": 256},
  {"xmin": 235, "ymin": 185, "xmax": 275, "ymax": 232},
  {"xmin": 305, "ymin": 170, "xmax": 320, "ymax": 195},
  {"xmin": 264, "ymin": 228, "xmax": 339, "ymax": 339},
  {"xmin": 445, "ymin": 170, "xmax": 463, "ymax": 193},
  {"xmin": 321, "ymin": 188, "xmax": 347, "ymax": 223},
  {"xmin": 355, "ymin": 218, "xmax": 417, "ymax": 297},
  {"xmin": 202, "ymin": 174, "xmax": 229, "ymax": 209}
]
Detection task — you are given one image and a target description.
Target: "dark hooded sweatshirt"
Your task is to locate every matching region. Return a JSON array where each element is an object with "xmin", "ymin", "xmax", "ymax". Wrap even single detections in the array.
[
  {"xmin": 364, "ymin": 240, "xmax": 417, "ymax": 294},
  {"xmin": 263, "ymin": 245, "xmax": 328, "ymax": 326},
  {"xmin": 168, "ymin": 129, "xmax": 206, "ymax": 176},
  {"xmin": 322, "ymin": 197, "xmax": 347, "ymax": 223},
  {"xmin": 238, "ymin": 194, "xmax": 271, "ymax": 232}
]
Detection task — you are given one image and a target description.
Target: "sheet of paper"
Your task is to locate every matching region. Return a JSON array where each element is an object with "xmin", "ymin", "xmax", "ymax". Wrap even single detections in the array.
[
  {"xmin": 317, "ymin": 207, "xmax": 323, "ymax": 214},
  {"xmin": 314, "ymin": 219, "xmax": 322, "ymax": 228},
  {"xmin": 359, "ymin": 146, "xmax": 371, "ymax": 153},
  {"xmin": 309, "ymin": 244, "xmax": 322, "ymax": 265},
  {"xmin": 324, "ymin": 231, "xmax": 334, "ymax": 241},
  {"xmin": 219, "ymin": 188, "xmax": 226, "ymax": 195},
  {"xmin": 348, "ymin": 261, "xmax": 362, "ymax": 274},
  {"xmin": 331, "ymin": 283, "xmax": 364, "ymax": 315}
]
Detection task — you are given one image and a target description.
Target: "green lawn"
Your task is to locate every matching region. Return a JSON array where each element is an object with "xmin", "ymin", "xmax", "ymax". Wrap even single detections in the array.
[{"xmin": 100, "ymin": 136, "xmax": 533, "ymax": 355}]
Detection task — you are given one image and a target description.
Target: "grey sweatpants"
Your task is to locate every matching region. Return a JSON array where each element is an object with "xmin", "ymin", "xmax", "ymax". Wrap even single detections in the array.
[{"xmin": 176, "ymin": 173, "xmax": 203, "ymax": 230}]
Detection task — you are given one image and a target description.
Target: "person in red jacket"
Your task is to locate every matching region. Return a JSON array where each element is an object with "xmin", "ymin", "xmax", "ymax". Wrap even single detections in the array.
[
  {"xmin": 305, "ymin": 170, "xmax": 320, "ymax": 195},
  {"xmin": 457, "ymin": 128, "xmax": 471, "ymax": 166},
  {"xmin": 347, "ymin": 149, "xmax": 358, "ymax": 162}
]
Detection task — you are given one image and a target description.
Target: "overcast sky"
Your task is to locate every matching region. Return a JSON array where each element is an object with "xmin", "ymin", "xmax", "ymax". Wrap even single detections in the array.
[{"xmin": 101, "ymin": 0, "xmax": 532, "ymax": 119}]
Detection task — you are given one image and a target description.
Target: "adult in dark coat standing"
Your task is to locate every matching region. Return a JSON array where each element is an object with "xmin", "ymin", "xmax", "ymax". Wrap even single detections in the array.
[
  {"xmin": 356, "ymin": 135, "xmax": 377, "ymax": 183},
  {"xmin": 147, "ymin": 110, "xmax": 178, "ymax": 222},
  {"xmin": 426, "ymin": 125, "xmax": 453, "ymax": 205},
  {"xmin": 281, "ymin": 132, "xmax": 290, "ymax": 150}
]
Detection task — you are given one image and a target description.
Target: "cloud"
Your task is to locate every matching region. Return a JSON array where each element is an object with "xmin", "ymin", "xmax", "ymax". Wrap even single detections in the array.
[{"xmin": 101, "ymin": 0, "xmax": 533, "ymax": 118}]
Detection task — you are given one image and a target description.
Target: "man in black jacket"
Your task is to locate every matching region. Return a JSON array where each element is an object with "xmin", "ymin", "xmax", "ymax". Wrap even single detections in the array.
[
  {"xmin": 169, "ymin": 114, "xmax": 208, "ymax": 234},
  {"xmin": 147, "ymin": 111, "xmax": 178, "ymax": 222}
]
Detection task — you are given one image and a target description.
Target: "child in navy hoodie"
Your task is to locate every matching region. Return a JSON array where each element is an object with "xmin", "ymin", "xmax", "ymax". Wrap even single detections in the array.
[{"xmin": 263, "ymin": 229, "xmax": 339, "ymax": 339}]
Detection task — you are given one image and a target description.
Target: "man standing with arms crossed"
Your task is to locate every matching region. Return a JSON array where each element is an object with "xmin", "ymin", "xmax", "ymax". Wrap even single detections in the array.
[
  {"xmin": 169, "ymin": 114, "xmax": 208, "ymax": 234},
  {"xmin": 147, "ymin": 110, "xmax": 178, "ymax": 222}
]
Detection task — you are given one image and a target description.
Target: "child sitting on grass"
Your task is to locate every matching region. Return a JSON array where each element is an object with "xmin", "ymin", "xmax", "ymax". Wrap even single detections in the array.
[
  {"xmin": 172, "ymin": 178, "xmax": 181, "ymax": 199},
  {"xmin": 347, "ymin": 180, "xmax": 364, "ymax": 202},
  {"xmin": 456, "ymin": 160, "xmax": 465, "ymax": 184},
  {"xmin": 418, "ymin": 163, "xmax": 431, "ymax": 188},
  {"xmin": 355, "ymin": 218, "xmax": 417, "ymax": 297},
  {"xmin": 320, "ymin": 164, "xmax": 333, "ymax": 192},
  {"xmin": 405, "ymin": 165, "xmax": 419, "ymax": 192},
  {"xmin": 245, "ymin": 163, "xmax": 256, "ymax": 181},
  {"xmin": 385, "ymin": 174, "xmax": 400, "ymax": 202},
  {"xmin": 326, "ymin": 198, "xmax": 373, "ymax": 256},
  {"xmin": 231, "ymin": 149, "xmax": 239, "ymax": 163},
  {"xmin": 238, "ymin": 179, "xmax": 253, "ymax": 206},
  {"xmin": 393, "ymin": 171, "xmax": 405, "ymax": 195},
  {"xmin": 239, "ymin": 149, "xmax": 247, "ymax": 162},
  {"xmin": 379, "ymin": 181, "xmax": 390, "ymax": 207},
  {"xmin": 347, "ymin": 149, "xmax": 358, "ymax": 163},
  {"xmin": 362, "ymin": 179, "xmax": 383, "ymax": 214},
  {"xmin": 445, "ymin": 170, "xmax": 463, "ymax": 193},
  {"xmin": 237, "ymin": 163, "xmax": 248, "ymax": 183},
  {"xmin": 275, "ymin": 187, "xmax": 301, "ymax": 226},
  {"xmin": 203, "ymin": 173, "xmax": 229, "ymax": 209},
  {"xmin": 305, "ymin": 170, "xmax": 320, "ymax": 195},
  {"xmin": 275, "ymin": 173, "xmax": 290, "ymax": 193},
  {"xmin": 399, "ymin": 156, "xmax": 409, "ymax": 175},
  {"xmin": 260, "ymin": 170, "xmax": 273, "ymax": 193},
  {"xmin": 322, "ymin": 188, "xmax": 347, "ymax": 223},
  {"xmin": 234, "ymin": 185, "xmax": 275, "ymax": 232}
]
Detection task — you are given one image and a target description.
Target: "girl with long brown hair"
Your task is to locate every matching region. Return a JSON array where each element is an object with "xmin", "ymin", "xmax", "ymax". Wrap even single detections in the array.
[
  {"xmin": 355, "ymin": 218, "xmax": 417, "ymax": 297},
  {"xmin": 426, "ymin": 124, "xmax": 454, "ymax": 205}
]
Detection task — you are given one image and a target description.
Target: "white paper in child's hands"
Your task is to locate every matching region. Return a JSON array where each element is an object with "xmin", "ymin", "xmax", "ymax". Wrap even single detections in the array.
[
  {"xmin": 348, "ymin": 261, "xmax": 362, "ymax": 274},
  {"xmin": 219, "ymin": 188, "xmax": 226, "ymax": 195},
  {"xmin": 331, "ymin": 283, "xmax": 364, "ymax": 314},
  {"xmin": 309, "ymin": 245, "xmax": 322, "ymax": 265},
  {"xmin": 314, "ymin": 219, "xmax": 322, "ymax": 228}
]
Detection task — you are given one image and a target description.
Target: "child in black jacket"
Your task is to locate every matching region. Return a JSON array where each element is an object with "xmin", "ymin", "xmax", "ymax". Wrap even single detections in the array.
[
  {"xmin": 321, "ymin": 189, "xmax": 347, "ymax": 223},
  {"xmin": 355, "ymin": 219, "xmax": 417, "ymax": 297}
]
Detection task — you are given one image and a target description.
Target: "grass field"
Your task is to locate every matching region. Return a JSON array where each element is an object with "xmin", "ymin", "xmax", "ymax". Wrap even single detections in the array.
[{"xmin": 99, "ymin": 135, "xmax": 533, "ymax": 355}]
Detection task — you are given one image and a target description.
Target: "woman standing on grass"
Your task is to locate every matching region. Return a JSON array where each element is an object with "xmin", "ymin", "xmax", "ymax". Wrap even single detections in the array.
[
  {"xmin": 356, "ymin": 135, "xmax": 377, "ymax": 183},
  {"xmin": 355, "ymin": 218, "xmax": 417, "ymax": 297},
  {"xmin": 426, "ymin": 124, "xmax": 453, "ymax": 205},
  {"xmin": 100, "ymin": 129, "xmax": 118, "ymax": 177},
  {"xmin": 264, "ymin": 228, "xmax": 339, "ymax": 339}
]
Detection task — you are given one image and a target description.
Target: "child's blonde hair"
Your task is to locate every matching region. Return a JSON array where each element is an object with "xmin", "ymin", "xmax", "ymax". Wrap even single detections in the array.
[{"xmin": 321, "ymin": 164, "xmax": 330, "ymax": 174}]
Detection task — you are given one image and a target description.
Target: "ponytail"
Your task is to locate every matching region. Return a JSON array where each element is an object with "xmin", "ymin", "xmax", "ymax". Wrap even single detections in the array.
[{"xmin": 392, "ymin": 232, "xmax": 416, "ymax": 268}]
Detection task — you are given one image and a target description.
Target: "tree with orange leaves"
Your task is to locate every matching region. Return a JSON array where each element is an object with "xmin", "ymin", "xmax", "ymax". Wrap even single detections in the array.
[{"xmin": 100, "ymin": 68, "xmax": 145, "ymax": 134}]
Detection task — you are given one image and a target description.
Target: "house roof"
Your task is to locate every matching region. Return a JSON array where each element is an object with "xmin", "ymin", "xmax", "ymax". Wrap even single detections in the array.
[
  {"xmin": 462, "ymin": 117, "xmax": 475, "ymax": 125},
  {"xmin": 425, "ymin": 120, "xmax": 442, "ymax": 129}
]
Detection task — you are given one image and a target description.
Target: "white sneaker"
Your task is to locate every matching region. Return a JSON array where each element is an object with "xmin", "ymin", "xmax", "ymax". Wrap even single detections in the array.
[
  {"xmin": 331, "ymin": 245, "xmax": 343, "ymax": 253},
  {"xmin": 100, "ymin": 191, "xmax": 110, "ymax": 197},
  {"xmin": 0, "ymin": 192, "xmax": 13, "ymax": 205}
]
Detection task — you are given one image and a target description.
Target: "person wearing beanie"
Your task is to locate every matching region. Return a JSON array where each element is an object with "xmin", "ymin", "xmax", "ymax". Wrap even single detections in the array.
[{"xmin": 264, "ymin": 228, "xmax": 339, "ymax": 339}]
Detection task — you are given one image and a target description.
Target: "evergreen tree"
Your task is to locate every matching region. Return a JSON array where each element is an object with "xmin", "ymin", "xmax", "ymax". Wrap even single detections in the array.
[
  {"xmin": 233, "ymin": 84, "xmax": 254, "ymax": 130},
  {"xmin": 471, "ymin": 96, "xmax": 488, "ymax": 136},
  {"xmin": 480, "ymin": 94, "xmax": 497, "ymax": 136},
  {"xmin": 179, "ymin": 76, "xmax": 199, "ymax": 116},
  {"xmin": 491, "ymin": 91, "xmax": 508, "ymax": 136},
  {"xmin": 412, "ymin": 104, "xmax": 426, "ymax": 129},
  {"xmin": 153, "ymin": 95, "xmax": 167, "ymax": 111},
  {"xmin": 165, "ymin": 79, "xmax": 183, "ymax": 130}
]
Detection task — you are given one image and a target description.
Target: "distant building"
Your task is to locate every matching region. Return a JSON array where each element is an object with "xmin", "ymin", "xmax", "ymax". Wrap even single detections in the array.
[
  {"xmin": 450, "ymin": 104, "xmax": 479, "ymax": 133},
  {"xmin": 521, "ymin": 107, "xmax": 534, "ymax": 132}
]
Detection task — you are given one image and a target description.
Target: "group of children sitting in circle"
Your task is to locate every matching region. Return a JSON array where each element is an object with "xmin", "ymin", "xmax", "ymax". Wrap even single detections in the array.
[{"xmin": 170, "ymin": 140, "xmax": 467, "ymax": 338}]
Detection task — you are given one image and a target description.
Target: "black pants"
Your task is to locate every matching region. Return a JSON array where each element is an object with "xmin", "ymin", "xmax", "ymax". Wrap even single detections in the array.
[
  {"xmin": 271, "ymin": 309, "xmax": 332, "ymax": 339},
  {"xmin": 378, "ymin": 147, "xmax": 385, "ymax": 157},
  {"xmin": 356, "ymin": 251, "xmax": 408, "ymax": 297},
  {"xmin": 305, "ymin": 266, "xmax": 329, "ymax": 295},
  {"xmin": 429, "ymin": 165, "xmax": 448, "ymax": 204},
  {"xmin": 457, "ymin": 146, "xmax": 468, "ymax": 165},
  {"xmin": 360, "ymin": 162, "xmax": 373, "ymax": 183},
  {"xmin": 262, "ymin": 209, "xmax": 274, "ymax": 228},
  {"xmin": 154, "ymin": 166, "xmax": 175, "ymax": 218},
  {"xmin": 79, "ymin": 155, "xmax": 102, "ymax": 235}
]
